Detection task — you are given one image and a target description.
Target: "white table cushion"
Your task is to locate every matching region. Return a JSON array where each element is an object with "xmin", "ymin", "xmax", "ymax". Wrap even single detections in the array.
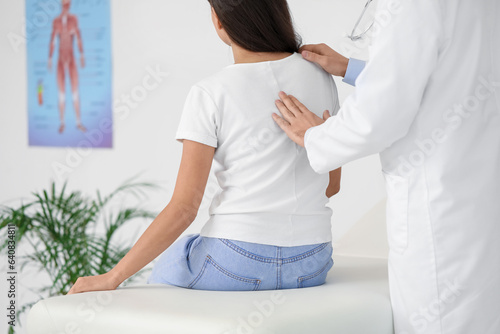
[{"xmin": 27, "ymin": 255, "xmax": 393, "ymax": 334}]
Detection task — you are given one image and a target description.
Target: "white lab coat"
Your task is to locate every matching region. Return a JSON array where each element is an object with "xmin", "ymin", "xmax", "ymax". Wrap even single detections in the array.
[{"xmin": 304, "ymin": 0, "xmax": 500, "ymax": 333}]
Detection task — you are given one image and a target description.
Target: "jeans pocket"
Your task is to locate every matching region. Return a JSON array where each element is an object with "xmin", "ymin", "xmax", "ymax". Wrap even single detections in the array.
[
  {"xmin": 187, "ymin": 255, "xmax": 261, "ymax": 291},
  {"xmin": 296, "ymin": 243, "xmax": 334, "ymax": 289},
  {"xmin": 382, "ymin": 171, "xmax": 410, "ymax": 255},
  {"xmin": 297, "ymin": 257, "xmax": 334, "ymax": 289}
]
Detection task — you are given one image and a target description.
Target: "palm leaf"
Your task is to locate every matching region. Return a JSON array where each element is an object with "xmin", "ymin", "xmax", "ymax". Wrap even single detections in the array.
[{"xmin": 0, "ymin": 178, "xmax": 159, "ymax": 329}]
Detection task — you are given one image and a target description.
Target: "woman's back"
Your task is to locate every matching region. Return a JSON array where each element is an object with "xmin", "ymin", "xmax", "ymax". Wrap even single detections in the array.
[
  {"xmin": 176, "ymin": 52, "xmax": 340, "ymax": 247},
  {"xmin": 63, "ymin": 0, "xmax": 339, "ymax": 294}
]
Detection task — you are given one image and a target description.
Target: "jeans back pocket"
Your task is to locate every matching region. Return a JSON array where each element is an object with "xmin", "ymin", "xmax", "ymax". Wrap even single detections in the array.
[
  {"xmin": 296, "ymin": 243, "xmax": 334, "ymax": 288},
  {"xmin": 297, "ymin": 257, "xmax": 334, "ymax": 288},
  {"xmin": 188, "ymin": 255, "xmax": 261, "ymax": 291}
]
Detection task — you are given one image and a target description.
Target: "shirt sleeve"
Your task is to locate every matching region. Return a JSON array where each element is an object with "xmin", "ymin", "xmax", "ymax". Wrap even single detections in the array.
[
  {"xmin": 342, "ymin": 58, "xmax": 366, "ymax": 87},
  {"xmin": 304, "ymin": 0, "xmax": 444, "ymax": 174},
  {"xmin": 175, "ymin": 85, "xmax": 219, "ymax": 148}
]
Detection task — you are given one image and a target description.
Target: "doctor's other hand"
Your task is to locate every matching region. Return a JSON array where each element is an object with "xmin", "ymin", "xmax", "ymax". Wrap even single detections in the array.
[
  {"xmin": 299, "ymin": 44, "xmax": 349, "ymax": 77},
  {"xmin": 272, "ymin": 91, "xmax": 331, "ymax": 147},
  {"xmin": 66, "ymin": 271, "xmax": 120, "ymax": 295}
]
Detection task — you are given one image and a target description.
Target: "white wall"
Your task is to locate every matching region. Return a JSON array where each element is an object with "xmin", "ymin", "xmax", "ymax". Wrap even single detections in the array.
[{"xmin": 0, "ymin": 0, "xmax": 386, "ymax": 332}]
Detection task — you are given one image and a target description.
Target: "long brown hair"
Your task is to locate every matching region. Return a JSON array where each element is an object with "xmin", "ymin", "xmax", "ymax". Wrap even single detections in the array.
[{"xmin": 208, "ymin": 0, "xmax": 302, "ymax": 53}]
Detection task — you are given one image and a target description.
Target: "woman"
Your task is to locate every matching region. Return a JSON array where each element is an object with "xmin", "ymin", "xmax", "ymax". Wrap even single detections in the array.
[{"xmin": 67, "ymin": 0, "xmax": 341, "ymax": 294}]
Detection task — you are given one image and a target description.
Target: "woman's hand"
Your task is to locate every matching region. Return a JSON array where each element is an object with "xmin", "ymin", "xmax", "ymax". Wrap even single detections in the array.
[
  {"xmin": 66, "ymin": 272, "xmax": 120, "ymax": 295},
  {"xmin": 299, "ymin": 44, "xmax": 349, "ymax": 77}
]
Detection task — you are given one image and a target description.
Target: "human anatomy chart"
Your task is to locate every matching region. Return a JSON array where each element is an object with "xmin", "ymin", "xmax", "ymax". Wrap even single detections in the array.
[{"xmin": 27, "ymin": 0, "xmax": 113, "ymax": 148}]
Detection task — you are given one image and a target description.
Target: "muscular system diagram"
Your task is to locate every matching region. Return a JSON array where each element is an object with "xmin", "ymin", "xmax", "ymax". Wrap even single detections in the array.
[{"xmin": 48, "ymin": 0, "xmax": 87, "ymax": 134}]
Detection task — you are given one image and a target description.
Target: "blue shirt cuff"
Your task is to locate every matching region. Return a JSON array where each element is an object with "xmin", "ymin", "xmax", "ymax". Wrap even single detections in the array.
[{"xmin": 342, "ymin": 58, "xmax": 366, "ymax": 87}]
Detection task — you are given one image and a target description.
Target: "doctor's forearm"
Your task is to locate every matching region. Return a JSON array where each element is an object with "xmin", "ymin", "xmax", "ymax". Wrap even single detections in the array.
[
  {"xmin": 108, "ymin": 202, "xmax": 195, "ymax": 286},
  {"xmin": 304, "ymin": 0, "xmax": 441, "ymax": 174}
]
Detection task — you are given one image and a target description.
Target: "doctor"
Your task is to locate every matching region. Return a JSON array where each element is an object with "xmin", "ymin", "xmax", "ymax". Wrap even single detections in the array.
[{"xmin": 272, "ymin": 0, "xmax": 500, "ymax": 333}]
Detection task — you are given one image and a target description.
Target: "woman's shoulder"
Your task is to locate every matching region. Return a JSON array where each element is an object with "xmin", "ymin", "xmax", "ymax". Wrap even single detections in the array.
[
  {"xmin": 190, "ymin": 67, "xmax": 235, "ymax": 97},
  {"xmin": 189, "ymin": 53, "xmax": 338, "ymax": 100},
  {"xmin": 290, "ymin": 53, "xmax": 336, "ymax": 81}
]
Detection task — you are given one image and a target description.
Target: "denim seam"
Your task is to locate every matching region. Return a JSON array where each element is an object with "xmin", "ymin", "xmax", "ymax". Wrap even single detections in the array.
[
  {"xmin": 207, "ymin": 255, "xmax": 262, "ymax": 285},
  {"xmin": 218, "ymin": 238, "xmax": 330, "ymax": 263},
  {"xmin": 188, "ymin": 256, "xmax": 209, "ymax": 288},
  {"xmin": 188, "ymin": 255, "xmax": 261, "ymax": 289},
  {"xmin": 282, "ymin": 243, "xmax": 330, "ymax": 264},
  {"xmin": 277, "ymin": 246, "xmax": 282, "ymax": 289}
]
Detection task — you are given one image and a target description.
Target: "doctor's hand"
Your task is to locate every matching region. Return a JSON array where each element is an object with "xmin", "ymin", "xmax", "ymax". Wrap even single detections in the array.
[
  {"xmin": 300, "ymin": 44, "xmax": 349, "ymax": 77},
  {"xmin": 272, "ymin": 91, "xmax": 331, "ymax": 147}
]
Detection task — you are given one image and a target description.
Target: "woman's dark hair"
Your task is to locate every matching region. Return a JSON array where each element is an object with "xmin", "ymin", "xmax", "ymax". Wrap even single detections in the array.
[{"xmin": 208, "ymin": 0, "xmax": 302, "ymax": 53}]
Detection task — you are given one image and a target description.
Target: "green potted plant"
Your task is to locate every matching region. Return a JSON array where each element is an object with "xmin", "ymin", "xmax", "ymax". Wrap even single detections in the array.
[{"xmin": 0, "ymin": 177, "xmax": 159, "ymax": 334}]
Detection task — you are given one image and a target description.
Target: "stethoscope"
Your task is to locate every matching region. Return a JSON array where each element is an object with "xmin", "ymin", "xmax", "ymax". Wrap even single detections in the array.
[{"xmin": 347, "ymin": 0, "xmax": 375, "ymax": 41}]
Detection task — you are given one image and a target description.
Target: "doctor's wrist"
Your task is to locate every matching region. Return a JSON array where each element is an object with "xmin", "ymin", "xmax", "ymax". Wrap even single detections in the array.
[
  {"xmin": 304, "ymin": 126, "xmax": 314, "ymax": 150},
  {"xmin": 343, "ymin": 58, "xmax": 366, "ymax": 86},
  {"xmin": 339, "ymin": 57, "xmax": 349, "ymax": 78}
]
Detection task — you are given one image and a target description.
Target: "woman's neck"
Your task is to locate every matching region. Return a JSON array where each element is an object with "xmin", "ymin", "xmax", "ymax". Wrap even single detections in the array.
[{"xmin": 232, "ymin": 44, "xmax": 294, "ymax": 64}]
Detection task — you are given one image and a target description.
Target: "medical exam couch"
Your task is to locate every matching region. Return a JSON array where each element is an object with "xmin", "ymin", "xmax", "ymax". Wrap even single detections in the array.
[{"xmin": 26, "ymin": 201, "xmax": 394, "ymax": 334}]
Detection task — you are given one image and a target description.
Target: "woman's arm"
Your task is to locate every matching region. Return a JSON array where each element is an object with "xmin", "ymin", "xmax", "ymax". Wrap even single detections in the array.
[
  {"xmin": 67, "ymin": 140, "xmax": 215, "ymax": 294},
  {"xmin": 326, "ymin": 168, "xmax": 342, "ymax": 198}
]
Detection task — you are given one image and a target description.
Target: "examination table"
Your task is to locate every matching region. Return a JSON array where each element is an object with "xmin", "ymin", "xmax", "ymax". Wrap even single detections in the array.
[{"xmin": 27, "ymin": 201, "xmax": 394, "ymax": 334}]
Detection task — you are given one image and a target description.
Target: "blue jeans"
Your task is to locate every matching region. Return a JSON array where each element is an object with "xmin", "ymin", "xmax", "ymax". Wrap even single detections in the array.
[{"xmin": 147, "ymin": 233, "xmax": 334, "ymax": 291}]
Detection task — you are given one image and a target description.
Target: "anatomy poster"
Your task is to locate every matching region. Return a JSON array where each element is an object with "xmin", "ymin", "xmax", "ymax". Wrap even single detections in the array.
[{"xmin": 26, "ymin": 0, "xmax": 113, "ymax": 148}]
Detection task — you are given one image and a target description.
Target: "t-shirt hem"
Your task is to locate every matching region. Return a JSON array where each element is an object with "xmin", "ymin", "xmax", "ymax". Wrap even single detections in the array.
[{"xmin": 199, "ymin": 212, "xmax": 333, "ymax": 247}]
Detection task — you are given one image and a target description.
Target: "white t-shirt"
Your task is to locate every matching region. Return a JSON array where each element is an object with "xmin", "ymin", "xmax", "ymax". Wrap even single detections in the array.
[{"xmin": 176, "ymin": 52, "xmax": 340, "ymax": 247}]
